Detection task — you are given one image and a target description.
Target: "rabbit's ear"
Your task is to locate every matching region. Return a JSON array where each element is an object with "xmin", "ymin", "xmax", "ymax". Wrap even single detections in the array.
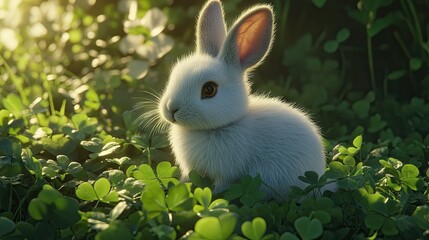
[
  {"xmin": 220, "ymin": 5, "xmax": 274, "ymax": 71},
  {"xmin": 196, "ymin": 0, "xmax": 227, "ymax": 57}
]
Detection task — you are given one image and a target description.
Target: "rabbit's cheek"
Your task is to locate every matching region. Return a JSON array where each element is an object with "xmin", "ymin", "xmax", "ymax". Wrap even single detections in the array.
[{"xmin": 175, "ymin": 110, "xmax": 196, "ymax": 126}]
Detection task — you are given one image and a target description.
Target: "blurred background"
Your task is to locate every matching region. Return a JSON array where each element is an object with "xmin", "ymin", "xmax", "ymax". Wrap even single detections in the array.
[{"xmin": 0, "ymin": 0, "xmax": 428, "ymax": 167}]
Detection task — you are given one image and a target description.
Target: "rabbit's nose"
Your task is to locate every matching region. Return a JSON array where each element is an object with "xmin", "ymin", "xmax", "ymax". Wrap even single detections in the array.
[
  {"xmin": 169, "ymin": 108, "xmax": 178, "ymax": 122},
  {"xmin": 166, "ymin": 100, "xmax": 179, "ymax": 122}
]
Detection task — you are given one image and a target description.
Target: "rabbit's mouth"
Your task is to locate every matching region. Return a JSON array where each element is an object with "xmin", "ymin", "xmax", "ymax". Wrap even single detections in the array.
[
  {"xmin": 164, "ymin": 109, "xmax": 196, "ymax": 127},
  {"xmin": 162, "ymin": 107, "xmax": 205, "ymax": 129}
]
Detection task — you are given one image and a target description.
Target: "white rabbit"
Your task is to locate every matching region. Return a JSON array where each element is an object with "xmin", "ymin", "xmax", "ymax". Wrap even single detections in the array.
[{"xmin": 158, "ymin": 0, "xmax": 333, "ymax": 199}]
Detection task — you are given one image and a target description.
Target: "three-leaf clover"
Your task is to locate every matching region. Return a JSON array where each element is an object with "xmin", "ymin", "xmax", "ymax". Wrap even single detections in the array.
[
  {"xmin": 76, "ymin": 178, "xmax": 119, "ymax": 203},
  {"xmin": 131, "ymin": 161, "xmax": 180, "ymax": 188}
]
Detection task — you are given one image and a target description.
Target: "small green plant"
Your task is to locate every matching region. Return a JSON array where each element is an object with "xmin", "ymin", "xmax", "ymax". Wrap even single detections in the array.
[
  {"xmin": 27, "ymin": 185, "xmax": 81, "ymax": 239},
  {"xmin": 241, "ymin": 217, "xmax": 269, "ymax": 240},
  {"xmin": 76, "ymin": 178, "xmax": 119, "ymax": 204}
]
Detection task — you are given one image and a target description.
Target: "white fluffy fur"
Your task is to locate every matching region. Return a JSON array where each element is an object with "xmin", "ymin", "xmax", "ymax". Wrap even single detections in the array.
[{"xmin": 158, "ymin": 0, "xmax": 333, "ymax": 199}]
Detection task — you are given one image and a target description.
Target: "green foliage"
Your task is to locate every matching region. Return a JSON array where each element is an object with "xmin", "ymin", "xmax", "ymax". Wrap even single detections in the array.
[
  {"xmin": 241, "ymin": 217, "xmax": 268, "ymax": 240},
  {"xmin": 190, "ymin": 212, "xmax": 238, "ymax": 239},
  {"xmin": 224, "ymin": 175, "xmax": 265, "ymax": 205},
  {"xmin": 0, "ymin": 0, "xmax": 428, "ymax": 239},
  {"xmin": 25, "ymin": 185, "xmax": 81, "ymax": 239},
  {"xmin": 294, "ymin": 217, "xmax": 323, "ymax": 240},
  {"xmin": 76, "ymin": 178, "xmax": 119, "ymax": 203},
  {"xmin": 129, "ymin": 161, "xmax": 180, "ymax": 188}
]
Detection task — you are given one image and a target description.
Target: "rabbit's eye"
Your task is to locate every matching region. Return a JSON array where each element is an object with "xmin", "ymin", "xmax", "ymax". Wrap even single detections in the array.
[{"xmin": 201, "ymin": 81, "xmax": 218, "ymax": 99}]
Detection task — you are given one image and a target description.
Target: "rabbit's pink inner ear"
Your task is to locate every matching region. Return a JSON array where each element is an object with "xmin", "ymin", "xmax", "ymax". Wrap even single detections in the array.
[{"xmin": 236, "ymin": 10, "xmax": 270, "ymax": 63}]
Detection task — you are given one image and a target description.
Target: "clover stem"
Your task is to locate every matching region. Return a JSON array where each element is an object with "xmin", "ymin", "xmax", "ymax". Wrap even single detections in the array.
[
  {"xmin": 404, "ymin": 0, "xmax": 427, "ymax": 53},
  {"xmin": 0, "ymin": 55, "xmax": 29, "ymax": 106},
  {"xmin": 261, "ymin": 181, "xmax": 285, "ymax": 202},
  {"xmin": 146, "ymin": 146, "xmax": 152, "ymax": 167},
  {"xmin": 8, "ymin": 179, "xmax": 12, "ymax": 213},
  {"xmin": 366, "ymin": 33, "xmax": 377, "ymax": 97}
]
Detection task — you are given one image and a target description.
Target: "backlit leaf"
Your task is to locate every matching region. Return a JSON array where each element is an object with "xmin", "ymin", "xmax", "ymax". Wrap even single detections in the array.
[
  {"xmin": 241, "ymin": 217, "xmax": 266, "ymax": 240},
  {"xmin": 141, "ymin": 8, "xmax": 167, "ymax": 37},
  {"xmin": 294, "ymin": 216, "xmax": 323, "ymax": 240},
  {"xmin": 76, "ymin": 182, "xmax": 98, "ymax": 201},
  {"xmin": 94, "ymin": 178, "xmax": 111, "ymax": 199}
]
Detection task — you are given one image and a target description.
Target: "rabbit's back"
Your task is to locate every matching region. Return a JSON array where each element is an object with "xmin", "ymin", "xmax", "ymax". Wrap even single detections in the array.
[{"xmin": 245, "ymin": 95, "xmax": 326, "ymax": 193}]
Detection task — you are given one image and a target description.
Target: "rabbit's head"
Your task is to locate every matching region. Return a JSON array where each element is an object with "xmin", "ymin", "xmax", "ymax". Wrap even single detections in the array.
[{"xmin": 160, "ymin": 0, "xmax": 274, "ymax": 130}]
